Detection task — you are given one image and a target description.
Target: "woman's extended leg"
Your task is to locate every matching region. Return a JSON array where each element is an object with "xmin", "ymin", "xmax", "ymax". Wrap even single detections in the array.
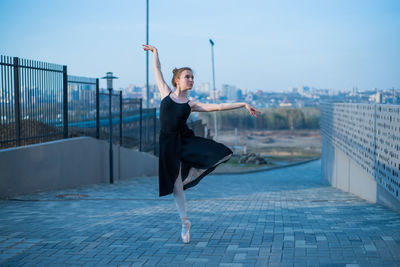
[
  {"xmin": 183, "ymin": 153, "xmax": 233, "ymax": 186},
  {"xmin": 173, "ymin": 167, "xmax": 191, "ymax": 243}
]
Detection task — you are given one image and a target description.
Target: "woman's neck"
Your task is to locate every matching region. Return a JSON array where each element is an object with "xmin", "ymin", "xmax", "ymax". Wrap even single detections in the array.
[{"xmin": 174, "ymin": 88, "xmax": 187, "ymax": 99}]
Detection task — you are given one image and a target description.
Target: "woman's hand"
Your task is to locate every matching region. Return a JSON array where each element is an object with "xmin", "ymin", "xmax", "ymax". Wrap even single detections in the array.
[
  {"xmin": 142, "ymin": 44, "xmax": 157, "ymax": 53},
  {"xmin": 245, "ymin": 104, "xmax": 261, "ymax": 118}
]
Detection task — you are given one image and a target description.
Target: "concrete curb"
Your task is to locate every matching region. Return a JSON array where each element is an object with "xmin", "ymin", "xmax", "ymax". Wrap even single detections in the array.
[{"xmin": 214, "ymin": 157, "xmax": 321, "ymax": 175}]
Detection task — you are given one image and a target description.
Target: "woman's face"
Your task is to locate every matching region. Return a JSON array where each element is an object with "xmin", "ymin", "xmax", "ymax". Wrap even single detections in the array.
[{"xmin": 176, "ymin": 70, "xmax": 194, "ymax": 91}]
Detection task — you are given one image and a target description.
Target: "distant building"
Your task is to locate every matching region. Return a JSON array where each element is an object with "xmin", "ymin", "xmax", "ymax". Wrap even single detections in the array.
[
  {"xmin": 245, "ymin": 93, "xmax": 253, "ymax": 102},
  {"xmin": 236, "ymin": 89, "xmax": 243, "ymax": 101},
  {"xmin": 298, "ymin": 86, "xmax": 312, "ymax": 98},
  {"xmin": 221, "ymin": 84, "xmax": 237, "ymax": 101},
  {"xmin": 350, "ymin": 87, "xmax": 358, "ymax": 96},
  {"xmin": 279, "ymin": 96, "xmax": 292, "ymax": 107},
  {"xmin": 195, "ymin": 83, "xmax": 210, "ymax": 96},
  {"xmin": 392, "ymin": 88, "xmax": 398, "ymax": 104},
  {"xmin": 141, "ymin": 86, "xmax": 148, "ymax": 102},
  {"xmin": 376, "ymin": 91, "xmax": 383, "ymax": 104}
]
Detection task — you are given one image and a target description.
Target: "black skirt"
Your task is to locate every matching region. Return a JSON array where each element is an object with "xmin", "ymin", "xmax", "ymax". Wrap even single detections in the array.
[{"xmin": 158, "ymin": 128, "xmax": 233, "ymax": 197}]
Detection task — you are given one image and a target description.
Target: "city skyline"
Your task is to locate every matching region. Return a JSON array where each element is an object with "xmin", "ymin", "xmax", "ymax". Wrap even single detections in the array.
[{"xmin": 1, "ymin": 0, "xmax": 399, "ymax": 92}]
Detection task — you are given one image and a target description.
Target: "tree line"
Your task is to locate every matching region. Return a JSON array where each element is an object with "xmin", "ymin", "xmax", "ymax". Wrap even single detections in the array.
[{"xmin": 197, "ymin": 107, "xmax": 320, "ymax": 130}]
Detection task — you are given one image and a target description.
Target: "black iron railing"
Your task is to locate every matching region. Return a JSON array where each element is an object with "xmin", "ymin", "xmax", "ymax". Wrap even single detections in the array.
[
  {"xmin": 0, "ymin": 56, "xmax": 66, "ymax": 148},
  {"xmin": 0, "ymin": 55, "xmax": 158, "ymax": 154}
]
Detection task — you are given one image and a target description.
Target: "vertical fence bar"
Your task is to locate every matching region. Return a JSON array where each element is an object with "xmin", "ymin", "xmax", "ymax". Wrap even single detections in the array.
[
  {"xmin": 39, "ymin": 60, "xmax": 42, "ymax": 143},
  {"xmin": 63, "ymin": 65, "xmax": 68, "ymax": 138},
  {"xmin": 1, "ymin": 57, "xmax": 4, "ymax": 140},
  {"xmin": 96, "ymin": 78, "xmax": 99, "ymax": 139},
  {"xmin": 9, "ymin": 57, "xmax": 13, "ymax": 146},
  {"xmin": 0, "ymin": 56, "xmax": 5, "ymax": 146},
  {"xmin": 0, "ymin": 57, "xmax": 2, "ymax": 124},
  {"xmin": 42, "ymin": 61, "xmax": 45, "ymax": 142},
  {"xmin": 153, "ymin": 108, "xmax": 156, "ymax": 155},
  {"xmin": 139, "ymin": 98, "xmax": 142, "ymax": 151},
  {"xmin": 32, "ymin": 60, "xmax": 36, "ymax": 143},
  {"xmin": 6, "ymin": 57, "xmax": 10, "ymax": 146},
  {"xmin": 27, "ymin": 60, "xmax": 31, "ymax": 141},
  {"xmin": 13, "ymin": 57, "xmax": 21, "ymax": 146},
  {"xmin": 119, "ymin": 91, "xmax": 122, "ymax": 146},
  {"xmin": 5, "ymin": 56, "xmax": 8, "ymax": 145},
  {"xmin": 44, "ymin": 62, "xmax": 47, "ymax": 142},
  {"xmin": 35, "ymin": 60, "xmax": 39, "ymax": 142},
  {"xmin": 49, "ymin": 63, "xmax": 53, "ymax": 134},
  {"xmin": 46, "ymin": 62, "xmax": 50, "ymax": 142},
  {"xmin": 21, "ymin": 59, "xmax": 25, "ymax": 145},
  {"xmin": 374, "ymin": 104, "xmax": 377, "ymax": 178},
  {"xmin": 108, "ymin": 89, "xmax": 114, "ymax": 184}
]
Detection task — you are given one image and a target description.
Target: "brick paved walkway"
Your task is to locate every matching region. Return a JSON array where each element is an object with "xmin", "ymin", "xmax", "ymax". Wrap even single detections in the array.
[{"xmin": 1, "ymin": 160, "xmax": 400, "ymax": 266}]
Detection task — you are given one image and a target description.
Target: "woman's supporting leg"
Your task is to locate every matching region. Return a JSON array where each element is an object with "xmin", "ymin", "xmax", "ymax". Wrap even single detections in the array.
[
  {"xmin": 173, "ymin": 170, "xmax": 187, "ymax": 222},
  {"xmin": 173, "ymin": 166, "xmax": 191, "ymax": 243}
]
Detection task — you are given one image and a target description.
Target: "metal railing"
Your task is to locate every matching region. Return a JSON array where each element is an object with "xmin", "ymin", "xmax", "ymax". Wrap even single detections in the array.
[
  {"xmin": 0, "ymin": 56, "xmax": 66, "ymax": 148},
  {"xmin": 0, "ymin": 55, "xmax": 157, "ymax": 154},
  {"xmin": 67, "ymin": 75, "xmax": 98, "ymax": 138}
]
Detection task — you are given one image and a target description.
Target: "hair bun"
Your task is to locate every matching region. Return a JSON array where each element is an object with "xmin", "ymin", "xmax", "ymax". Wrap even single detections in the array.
[{"xmin": 172, "ymin": 68, "xmax": 178, "ymax": 74}]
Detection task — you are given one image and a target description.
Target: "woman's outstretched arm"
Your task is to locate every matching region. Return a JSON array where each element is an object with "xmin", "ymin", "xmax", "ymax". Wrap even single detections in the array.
[
  {"xmin": 189, "ymin": 101, "xmax": 261, "ymax": 117},
  {"xmin": 142, "ymin": 45, "xmax": 171, "ymax": 99}
]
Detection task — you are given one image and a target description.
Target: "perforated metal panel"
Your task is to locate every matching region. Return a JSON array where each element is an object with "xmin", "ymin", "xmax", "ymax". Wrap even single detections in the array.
[{"xmin": 321, "ymin": 103, "xmax": 400, "ymax": 200}]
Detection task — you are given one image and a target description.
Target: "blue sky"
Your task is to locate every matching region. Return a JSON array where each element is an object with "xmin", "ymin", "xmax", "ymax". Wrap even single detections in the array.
[{"xmin": 1, "ymin": 0, "xmax": 399, "ymax": 91}]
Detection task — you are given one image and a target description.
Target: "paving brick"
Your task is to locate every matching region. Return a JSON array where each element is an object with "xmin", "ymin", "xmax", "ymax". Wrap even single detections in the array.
[{"xmin": 0, "ymin": 160, "xmax": 399, "ymax": 266}]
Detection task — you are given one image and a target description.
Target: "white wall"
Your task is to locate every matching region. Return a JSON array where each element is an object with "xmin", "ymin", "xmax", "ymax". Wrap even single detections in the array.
[
  {"xmin": 0, "ymin": 137, "xmax": 158, "ymax": 199},
  {"xmin": 322, "ymin": 138, "xmax": 400, "ymax": 213}
]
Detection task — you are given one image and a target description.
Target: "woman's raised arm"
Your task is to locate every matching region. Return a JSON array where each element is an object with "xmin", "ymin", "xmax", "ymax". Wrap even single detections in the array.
[{"xmin": 142, "ymin": 45, "xmax": 171, "ymax": 99}]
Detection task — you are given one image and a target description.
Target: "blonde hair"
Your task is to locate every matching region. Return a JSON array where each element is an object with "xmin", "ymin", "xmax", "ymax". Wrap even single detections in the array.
[{"xmin": 171, "ymin": 67, "xmax": 193, "ymax": 87}]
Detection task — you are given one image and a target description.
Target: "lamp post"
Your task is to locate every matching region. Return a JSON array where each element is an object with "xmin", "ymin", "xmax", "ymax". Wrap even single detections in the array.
[
  {"xmin": 146, "ymin": 0, "xmax": 150, "ymax": 108},
  {"xmin": 101, "ymin": 72, "xmax": 118, "ymax": 184},
  {"xmin": 209, "ymin": 39, "xmax": 218, "ymax": 141}
]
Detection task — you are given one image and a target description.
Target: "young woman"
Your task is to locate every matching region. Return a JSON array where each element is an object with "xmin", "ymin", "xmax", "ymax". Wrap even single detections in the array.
[{"xmin": 142, "ymin": 44, "xmax": 261, "ymax": 244}]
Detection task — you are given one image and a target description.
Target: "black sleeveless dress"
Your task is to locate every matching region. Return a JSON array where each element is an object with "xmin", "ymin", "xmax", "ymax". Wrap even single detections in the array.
[{"xmin": 158, "ymin": 91, "xmax": 233, "ymax": 197}]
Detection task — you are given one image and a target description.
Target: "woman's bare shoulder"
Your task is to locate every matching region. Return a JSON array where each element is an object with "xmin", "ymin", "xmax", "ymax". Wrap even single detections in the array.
[{"xmin": 160, "ymin": 89, "xmax": 172, "ymax": 100}]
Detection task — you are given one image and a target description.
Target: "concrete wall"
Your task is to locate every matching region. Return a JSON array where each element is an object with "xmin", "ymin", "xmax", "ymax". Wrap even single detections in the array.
[
  {"xmin": 0, "ymin": 137, "xmax": 158, "ymax": 199},
  {"xmin": 322, "ymin": 138, "xmax": 400, "ymax": 213}
]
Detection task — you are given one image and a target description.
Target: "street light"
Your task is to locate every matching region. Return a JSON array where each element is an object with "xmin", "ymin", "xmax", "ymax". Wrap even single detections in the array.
[
  {"xmin": 209, "ymin": 38, "xmax": 218, "ymax": 141},
  {"xmin": 101, "ymin": 72, "xmax": 118, "ymax": 184},
  {"xmin": 146, "ymin": 0, "xmax": 150, "ymax": 108}
]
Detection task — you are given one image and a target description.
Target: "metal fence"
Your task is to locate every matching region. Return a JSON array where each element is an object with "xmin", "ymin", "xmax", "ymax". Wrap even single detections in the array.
[
  {"xmin": 321, "ymin": 102, "xmax": 400, "ymax": 201},
  {"xmin": 121, "ymin": 98, "xmax": 158, "ymax": 153},
  {"xmin": 0, "ymin": 56, "xmax": 66, "ymax": 148},
  {"xmin": 0, "ymin": 55, "xmax": 157, "ymax": 154},
  {"xmin": 67, "ymin": 75, "xmax": 98, "ymax": 138}
]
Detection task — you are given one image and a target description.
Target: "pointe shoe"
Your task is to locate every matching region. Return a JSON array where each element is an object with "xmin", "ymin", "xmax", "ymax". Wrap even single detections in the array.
[{"xmin": 181, "ymin": 219, "xmax": 191, "ymax": 244}]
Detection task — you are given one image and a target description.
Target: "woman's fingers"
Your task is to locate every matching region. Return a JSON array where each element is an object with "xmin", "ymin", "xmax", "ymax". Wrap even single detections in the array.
[
  {"xmin": 253, "ymin": 108, "xmax": 261, "ymax": 114},
  {"xmin": 142, "ymin": 44, "xmax": 155, "ymax": 52},
  {"xmin": 247, "ymin": 106, "xmax": 261, "ymax": 118}
]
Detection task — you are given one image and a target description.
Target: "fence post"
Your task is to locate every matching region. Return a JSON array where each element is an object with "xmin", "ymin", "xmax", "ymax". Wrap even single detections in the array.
[
  {"xmin": 120, "ymin": 91, "xmax": 123, "ymax": 146},
  {"xmin": 63, "ymin": 65, "xmax": 68, "ymax": 138},
  {"xmin": 374, "ymin": 104, "xmax": 377, "ymax": 180},
  {"xmin": 153, "ymin": 108, "xmax": 156, "ymax": 155},
  {"xmin": 139, "ymin": 99, "xmax": 142, "ymax": 151},
  {"xmin": 96, "ymin": 78, "xmax": 100, "ymax": 139},
  {"xmin": 13, "ymin": 57, "xmax": 21, "ymax": 146}
]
